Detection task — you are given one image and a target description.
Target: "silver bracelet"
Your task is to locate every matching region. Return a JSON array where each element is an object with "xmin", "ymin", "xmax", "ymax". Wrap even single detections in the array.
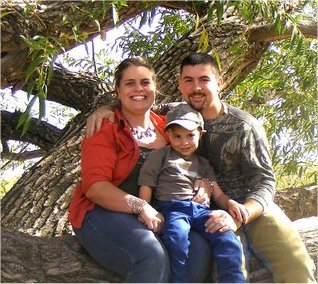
[
  {"xmin": 201, "ymin": 178, "xmax": 214, "ymax": 194},
  {"xmin": 126, "ymin": 195, "xmax": 148, "ymax": 215}
]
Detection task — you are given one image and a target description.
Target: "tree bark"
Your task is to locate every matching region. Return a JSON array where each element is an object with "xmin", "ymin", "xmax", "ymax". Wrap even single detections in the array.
[
  {"xmin": 1, "ymin": 216, "xmax": 317, "ymax": 283},
  {"xmin": 274, "ymin": 184, "xmax": 318, "ymax": 221},
  {"xmin": 1, "ymin": 110, "xmax": 62, "ymax": 151}
]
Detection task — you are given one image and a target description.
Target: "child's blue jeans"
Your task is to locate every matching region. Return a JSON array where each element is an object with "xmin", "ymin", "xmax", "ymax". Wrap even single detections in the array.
[{"xmin": 155, "ymin": 199, "xmax": 246, "ymax": 283}]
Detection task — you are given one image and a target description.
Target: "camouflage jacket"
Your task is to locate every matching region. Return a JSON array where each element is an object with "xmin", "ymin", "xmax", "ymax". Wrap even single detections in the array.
[{"xmin": 198, "ymin": 103, "xmax": 276, "ymax": 211}]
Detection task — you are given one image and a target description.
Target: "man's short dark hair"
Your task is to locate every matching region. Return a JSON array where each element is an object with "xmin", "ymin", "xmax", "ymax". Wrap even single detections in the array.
[{"xmin": 180, "ymin": 53, "xmax": 220, "ymax": 77}]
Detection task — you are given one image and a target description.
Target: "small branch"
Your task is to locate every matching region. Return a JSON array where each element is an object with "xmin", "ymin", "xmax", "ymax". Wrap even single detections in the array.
[{"xmin": 1, "ymin": 149, "xmax": 46, "ymax": 161}]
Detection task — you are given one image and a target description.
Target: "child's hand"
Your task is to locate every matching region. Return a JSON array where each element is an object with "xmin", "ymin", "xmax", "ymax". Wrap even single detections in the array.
[
  {"xmin": 139, "ymin": 203, "xmax": 165, "ymax": 233},
  {"xmin": 228, "ymin": 200, "xmax": 249, "ymax": 224},
  {"xmin": 192, "ymin": 179, "xmax": 211, "ymax": 205}
]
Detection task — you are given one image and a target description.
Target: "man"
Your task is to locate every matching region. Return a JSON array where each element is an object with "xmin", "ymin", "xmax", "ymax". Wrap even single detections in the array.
[
  {"xmin": 86, "ymin": 53, "xmax": 316, "ymax": 283},
  {"xmin": 176, "ymin": 53, "xmax": 316, "ymax": 283}
]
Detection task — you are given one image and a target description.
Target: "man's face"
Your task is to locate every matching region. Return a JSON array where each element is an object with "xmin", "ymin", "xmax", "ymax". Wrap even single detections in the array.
[{"xmin": 178, "ymin": 63, "xmax": 222, "ymax": 112}]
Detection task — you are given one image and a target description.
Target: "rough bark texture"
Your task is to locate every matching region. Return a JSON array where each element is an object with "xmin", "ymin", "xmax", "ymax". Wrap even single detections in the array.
[
  {"xmin": 274, "ymin": 184, "xmax": 318, "ymax": 221},
  {"xmin": 2, "ymin": 216, "xmax": 317, "ymax": 283},
  {"xmin": 1, "ymin": 110, "xmax": 62, "ymax": 151}
]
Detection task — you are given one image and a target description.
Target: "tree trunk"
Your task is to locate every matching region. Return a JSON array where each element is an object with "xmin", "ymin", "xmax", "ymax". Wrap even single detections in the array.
[{"xmin": 2, "ymin": 216, "xmax": 317, "ymax": 283}]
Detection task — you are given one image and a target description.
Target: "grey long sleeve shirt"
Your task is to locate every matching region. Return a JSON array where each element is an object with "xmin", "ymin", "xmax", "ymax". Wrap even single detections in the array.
[{"xmin": 198, "ymin": 103, "xmax": 276, "ymax": 211}]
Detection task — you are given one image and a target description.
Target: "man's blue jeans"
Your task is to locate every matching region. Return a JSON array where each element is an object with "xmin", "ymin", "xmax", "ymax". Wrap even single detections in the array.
[
  {"xmin": 74, "ymin": 205, "xmax": 213, "ymax": 283},
  {"xmin": 155, "ymin": 200, "xmax": 246, "ymax": 283}
]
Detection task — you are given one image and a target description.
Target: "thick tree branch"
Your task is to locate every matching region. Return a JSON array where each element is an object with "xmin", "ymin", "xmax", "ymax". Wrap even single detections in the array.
[
  {"xmin": 248, "ymin": 20, "xmax": 318, "ymax": 43},
  {"xmin": 1, "ymin": 216, "xmax": 317, "ymax": 283},
  {"xmin": 43, "ymin": 65, "xmax": 112, "ymax": 112},
  {"xmin": 1, "ymin": 110, "xmax": 62, "ymax": 151}
]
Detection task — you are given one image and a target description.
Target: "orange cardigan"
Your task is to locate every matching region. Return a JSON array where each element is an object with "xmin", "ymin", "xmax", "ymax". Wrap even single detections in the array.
[{"xmin": 68, "ymin": 108, "xmax": 167, "ymax": 228}]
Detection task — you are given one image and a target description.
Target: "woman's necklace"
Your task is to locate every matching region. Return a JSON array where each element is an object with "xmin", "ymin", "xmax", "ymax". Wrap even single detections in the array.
[{"xmin": 128, "ymin": 122, "xmax": 156, "ymax": 140}]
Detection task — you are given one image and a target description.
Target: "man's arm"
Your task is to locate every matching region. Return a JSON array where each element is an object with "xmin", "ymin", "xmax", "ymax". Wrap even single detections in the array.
[
  {"xmin": 241, "ymin": 125, "xmax": 276, "ymax": 218},
  {"xmin": 152, "ymin": 102, "xmax": 183, "ymax": 115},
  {"xmin": 86, "ymin": 102, "xmax": 120, "ymax": 138},
  {"xmin": 85, "ymin": 102, "xmax": 185, "ymax": 137}
]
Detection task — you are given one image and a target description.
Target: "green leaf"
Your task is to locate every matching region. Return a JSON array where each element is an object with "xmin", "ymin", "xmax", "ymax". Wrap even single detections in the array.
[
  {"xmin": 20, "ymin": 35, "xmax": 31, "ymax": 46},
  {"xmin": 207, "ymin": 2, "xmax": 215, "ymax": 22},
  {"xmin": 25, "ymin": 56, "xmax": 44, "ymax": 83},
  {"xmin": 198, "ymin": 26, "xmax": 207, "ymax": 51},
  {"xmin": 194, "ymin": 13, "xmax": 200, "ymax": 31},
  {"xmin": 17, "ymin": 95, "xmax": 37, "ymax": 130},
  {"xmin": 17, "ymin": 112, "xmax": 30, "ymax": 130},
  {"xmin": 296, "ymin": 35, "xmax": 303, "ymax": 53},
  {"xmin": 38, "ymin": 87, "xmax": 47, "ymax": 119},
  {"xmin": 20, "ymin": 116, "xmax": 32, "ymax": 137},
  {"xmin": 139, "ymin": 11, "xmax": 148, "ymax": 29},
  {"xmin": 46, "ymin": 67, "xmax": 54, "ymax": 86},
  {"xmin": 112, "ymin": 3, "xmax": 119, "ymax": 25},
  {"xmin": 274, "ymin": 13, "xmax": 281, "ymax": 34},
  {"xmin": 1, "ymin": 10, "xmax": 14, "ymax": 18},
  {"xmin": 211, "ymin": 50, "xmax": 221, "ymax": 72},
  {"xmin": 216, "ymin": 0, "xmax": 224, "ymax": 25}
]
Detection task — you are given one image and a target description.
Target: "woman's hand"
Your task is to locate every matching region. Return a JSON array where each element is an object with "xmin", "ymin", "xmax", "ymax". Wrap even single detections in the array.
[
  {"xmin": 86, "ymin": 106, "xmax": 115, "ymax": 138},
  {"xmin": 192, "ymin": 179, "xmax": 211, "ymax": 205},
  {"xmin": 205, "ymin": 209, "xmax": 238, "ymax": 233},
  {"xmin": 139, "ymin": 203, "xmax": 165, "ymax": 233}
]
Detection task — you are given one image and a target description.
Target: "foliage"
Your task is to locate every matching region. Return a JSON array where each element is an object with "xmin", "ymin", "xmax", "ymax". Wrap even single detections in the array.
[
  {"xmin": 228, "ymin": 39, "xmax": 318, "ymax": 188},
  {"xmin": 274, "ymin": 163, "xmax": 317, "ymax": 190},
  {"xmin": 0, "ymin": 176, "xmax": 19, "ymax": 199},
  {"xmin": 109, "ymin": 7, "xmax": 194, "ymax": 61},
  {"xmin": 61, "ymin": 45, "xmax": 118, "ymax": 84}
]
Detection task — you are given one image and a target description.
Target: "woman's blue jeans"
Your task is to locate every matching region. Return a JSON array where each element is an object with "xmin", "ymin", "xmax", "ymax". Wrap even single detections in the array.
[{"xmin": 74, "ymin": 205, "xmax": 212, "ymax": 283}]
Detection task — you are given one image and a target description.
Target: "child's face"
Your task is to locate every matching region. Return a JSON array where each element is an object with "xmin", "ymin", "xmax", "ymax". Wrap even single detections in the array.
[{"xmin": 167, "ymin": 125, "xmax": 202, "ymax": 158}]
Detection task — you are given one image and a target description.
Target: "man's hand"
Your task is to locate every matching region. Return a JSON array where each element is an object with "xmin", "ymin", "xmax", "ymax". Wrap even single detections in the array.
[
  {"xmin": 86, "ymin": 106, "xmax": 115, "ymax": 138},
  {"xmin": 205, "ymin": 209, "xmax": 238, "ymax": 233},
  {"xmin": 139, "ymin": 203, "xmax": 165, "ymax": 233},
  {"xmin": 228, "ymin": 200, "xmax": 249, "ymax": 224},
  {"xmin": 192, "ymin": 179, "xmax": 211, "ymax": 205}
]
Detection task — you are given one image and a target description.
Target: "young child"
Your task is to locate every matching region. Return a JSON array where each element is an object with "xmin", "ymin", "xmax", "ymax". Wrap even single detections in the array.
[{"xmin": 138, "ymin": 104, "xmax": 248, "ymax": 283}]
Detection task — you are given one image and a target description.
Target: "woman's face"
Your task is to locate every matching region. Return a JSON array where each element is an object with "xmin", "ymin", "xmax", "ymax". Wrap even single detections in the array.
[{"xmin": 116, "ymin": 65, "xmax": 156, "ymax": 115}]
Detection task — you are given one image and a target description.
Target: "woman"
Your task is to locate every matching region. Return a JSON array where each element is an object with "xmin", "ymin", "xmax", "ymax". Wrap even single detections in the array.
[{"xmin": 68, "ymin": 57, "xmax": 212, "ymax": 282}]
